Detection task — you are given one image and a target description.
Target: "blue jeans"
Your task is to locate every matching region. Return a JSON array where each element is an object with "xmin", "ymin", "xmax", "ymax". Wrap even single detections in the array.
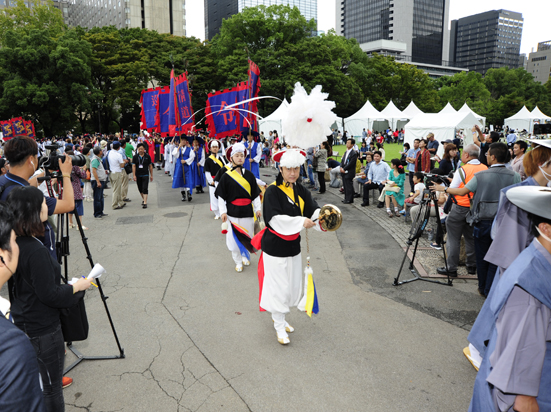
[
  {"xmin": 473, "ymin": 220, "xmax": 497, "ymax": 295},
  {"xmin": 91, "ymin": 180, "xmax": 104, "ymax": 218},
  {"xmin": 29, "ymin": 324, "xmax": 65, "ymax": 412},
  {"xmin": 307, "ymin": 160, "xmax": 316, "ymax": 187}
]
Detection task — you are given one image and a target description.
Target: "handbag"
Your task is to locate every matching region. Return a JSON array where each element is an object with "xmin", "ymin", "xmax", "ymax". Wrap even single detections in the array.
[
  {"xmin": 60, "ymin": 295, "xmax": 89, "ymax": 342},
  {"xmin": 85, "ymin": 169, "xmax": 91, "ymax": 180},
  {"xmin": 124, "ymin": 162, "xmax": 133, "ymax": 175}
]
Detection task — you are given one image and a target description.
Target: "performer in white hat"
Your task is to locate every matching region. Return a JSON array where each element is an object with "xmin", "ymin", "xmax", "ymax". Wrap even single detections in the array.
[
  {"xmin": 204, "ymin": 139, "xmax": 227, "ymax": 219},
  {"xmin": 251, "ymin": 82, "xmax": 338, "ymax": 345},
  {"xmin": 215, "ymin": 142, "xmax": 261, "ymax": 272}
]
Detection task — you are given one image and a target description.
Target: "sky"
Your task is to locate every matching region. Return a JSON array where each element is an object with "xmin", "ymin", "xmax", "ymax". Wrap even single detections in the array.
[{"xmin": 186, "ymin": 0, "xmax": 550, "ymax": 56}]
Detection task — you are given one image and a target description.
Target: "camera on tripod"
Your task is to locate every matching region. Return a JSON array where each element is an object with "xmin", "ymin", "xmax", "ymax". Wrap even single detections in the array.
[
  {"xmin": 40, "ymin": 145, "xmax": 87, "ymax": 177},
  {"xmin": 424, "ymin": 172, "xmax": 451, "ymax": 187}
]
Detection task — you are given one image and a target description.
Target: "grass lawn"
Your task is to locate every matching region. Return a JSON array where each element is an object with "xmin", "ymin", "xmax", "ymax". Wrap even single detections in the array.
[{"xmin": 331, "ymin": 143, "xmax": 404, "ymax": 165}]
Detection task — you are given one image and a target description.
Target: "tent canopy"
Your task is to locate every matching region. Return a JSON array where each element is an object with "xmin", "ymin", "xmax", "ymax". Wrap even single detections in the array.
[
  {"xmin": 401, "ymin": 101, "xmax": 424, "ymax": 119},
  {"xmin": 531, "ymin": 106, "xmax": 551, "ymax": 121},
  {"xmin": 504, "ymin": 105, "xmax": 544, "ymax": 133},
  {"xmin": 458, "ymin": 102, "xmax": 486, "ymax": 127},
  {"xmin": 258, "ymin": 99, "xmax": 289, "ymax": 137},
  {"xmin": 404, "ymin": 112, "xmax": 482, "ymax": 157},
  {"xmin": 344, "ymin": 100, "xmax": 382, "ymax": 137},
  {"xmin": 379, "ymin": 100, "xmax": 405, "ymax": 130},
  {"xmin": 439, "ymin": 102, "xmax": 457, "ymax": 115}
]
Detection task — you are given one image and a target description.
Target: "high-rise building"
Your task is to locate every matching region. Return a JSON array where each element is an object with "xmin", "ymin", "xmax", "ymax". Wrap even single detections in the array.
[
  {"xmin": 526, "ymin": 41, "xmax": 551, "ymax": 84},
  {"xmin": 204, "ymin": 0, "xmax": 317, "ymax": 40},
  {"xmin": 336, "ymin": 0, "xmax": 450, "ymax": 66},
  {"xmin": 449, "ymin": 10, "xmax": 523, "ymax": 75},
  {"xmin": 0, "ymin": 0, "xmax": 187, "ymax": 37}
]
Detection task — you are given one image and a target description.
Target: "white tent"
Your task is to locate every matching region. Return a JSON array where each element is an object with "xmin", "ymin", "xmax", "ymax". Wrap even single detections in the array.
[
  {"xmin": 401, "ymin": 101, "xmax": 424, "ymax": 119},
  {"xmin": 405, "ymin": 112, "xmax": 483, "ymax": 157},
  {"xmin": 504, "ymin": 106, "xmax": 543, "ymax": 133},
  {"xmin": 531, "ymin": 106, "xmax": 551, "ymax": 121},
  {"xmin": 439, "ymin": 102, "xmax": 457, "ymax": 115},
  {"xmin": 344, "ymin": 100, "xmax": 383, "ymax": 137},
  {"xmin": 258, "ymin": 99, "xmax": 289, "ymax": 137},
  {"xmin": 458, "ymin": 102, "xmax": 486, "ymax": 127},
  {"xmin": 380, "ymin": 100, "xmax": 406, "ymax": 130}
]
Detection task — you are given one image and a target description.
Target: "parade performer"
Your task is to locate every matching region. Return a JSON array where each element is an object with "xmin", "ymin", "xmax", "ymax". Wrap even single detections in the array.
[
  {"xmin": 251, "ymin": 82, "xmax": 338, "ymax": 345},
  {"xmin": 154, "ymin": 136, "xmax": 163, "ymax": 170},
  {"xmin": 469, "ymin": 185, "xmax": 551, "ymax": 412},
  {"xmin": 215, "ymin": 142, "xmax": 261, "ymax": 272},
  {"xmin": 193, "ymin": 138, "xmax": 206, "ymax": 194},
  {"xmin": 204, "ymin": 140, "xmax": 227, "ymax": 219},
  {"xmin": 172, "ymin": 138, "xmax": 195, "ymax": 201},
  {"xmin": 163, "ymin": 137, "xmax": 173, "ymax": 176},
  {"xmin": 244, "ymin": 132, "xmax": 261, "ymax": 179}
]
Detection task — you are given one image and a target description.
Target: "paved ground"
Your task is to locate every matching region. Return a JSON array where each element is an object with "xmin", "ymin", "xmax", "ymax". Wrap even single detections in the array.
[{"xmin": 4, "ymin": 167, "xmax": 485, "ymax": 411}]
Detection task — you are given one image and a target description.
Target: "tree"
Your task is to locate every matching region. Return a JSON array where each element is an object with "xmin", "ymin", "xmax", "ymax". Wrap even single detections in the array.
[
  {"xmin": 0, "ymin": 28, "xmax": 94, "ymax": 136},
  {"xmin": 435, "ymin": 71, "xmax": 491, "ymax": 114}
]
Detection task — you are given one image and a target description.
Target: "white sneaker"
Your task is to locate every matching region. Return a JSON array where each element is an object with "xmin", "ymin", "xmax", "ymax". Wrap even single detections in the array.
[
  {"xmin": 214, "ymin": 215, "xmax": 220, "ymax": 220},
  {"xmin": 235, "ymin": 265, "xmax": 243, "ymax": 273},
  {"xmin": 242, "ymin": 258, "xmax": 250, "ymax": 266}
]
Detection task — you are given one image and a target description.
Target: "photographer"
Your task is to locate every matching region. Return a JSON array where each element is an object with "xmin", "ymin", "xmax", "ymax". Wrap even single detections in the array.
[
  {"xmin": 8, "ymin": 186, "xmax": 91, "ymax": 412},
  {"xmin": 431, "ymin": 143, "xmax": 519, "ymax": 295},
  {"xmin": 0, "ymin": 137, "xmax": 75, "ymax": 260},
  {"xmin": 0, "ymin": 202, "xmax": 46, "ymax": 412}
]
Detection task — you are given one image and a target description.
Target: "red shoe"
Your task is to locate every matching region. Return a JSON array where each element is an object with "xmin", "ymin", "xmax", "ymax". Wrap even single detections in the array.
[{"xmin": 62, "ymin": 377, "xmax": 73, "ymax": 389}]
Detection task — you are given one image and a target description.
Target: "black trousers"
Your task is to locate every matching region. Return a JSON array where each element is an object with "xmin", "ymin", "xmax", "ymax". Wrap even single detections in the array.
[
  {"xmin": 317, "ymin": 171, "xmax": 326, "ymax": 193},
  {"xmin": 342, "ymin": 175, "xmax": 354, "ymax": 202},
  {"xmin": 362, "ymin": 182, "xmax": 384, "ymax": 204}
]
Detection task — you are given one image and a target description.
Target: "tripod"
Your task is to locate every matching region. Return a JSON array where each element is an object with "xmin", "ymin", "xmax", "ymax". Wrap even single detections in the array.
[
  {"xmin": 45, "ymin": 175, "xmax": 125, "ymax": 374},
  {"xmin": 394, "ymin": 186, "xmax": 453, "ymax": 287}
]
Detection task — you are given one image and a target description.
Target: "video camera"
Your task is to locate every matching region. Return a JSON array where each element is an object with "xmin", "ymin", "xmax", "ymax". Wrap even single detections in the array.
[
  {"xmin": 424, "ymin": 172, "xmax": 451, "ymax": 187},
  {"xmin": 40, "ymin": 145, "xmax": 87, "ymax": 173}
]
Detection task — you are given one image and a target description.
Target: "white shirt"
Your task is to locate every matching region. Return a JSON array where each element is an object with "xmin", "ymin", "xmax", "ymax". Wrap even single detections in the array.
[
  {"xmin": 450, "ymin": 159, "xmax": 481, "ymax": 189},
  {"xmin": 107, "ymin": 150, "xmax": 124, "ymax": 173}
]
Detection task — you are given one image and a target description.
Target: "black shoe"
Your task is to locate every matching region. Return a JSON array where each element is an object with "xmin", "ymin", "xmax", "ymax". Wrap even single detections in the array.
[
  {"xmin": 188, "ymin": 196, "xmax": 192, "ymax": 202},
  {"xmin": 114, "ymin": 206, "xmax": 123, "ymax": 210},
  {"xmin": 101, "ymin": 213, "xmax": 109, "ymax": 217},
  {"xmin": 157, "ymin": 166, "xmax": 161, "ymax": 170},
  {"xmin": 437, "ymin": 267, "xmax": 457, "ymax": 277},
  {"xmin": 181, "ymin": 192, "xmax": 186, "ymax": 201},
  {"xmin": 342, "ymin": 200, "xmax": 353, "ymax": 204},
  {"xmin": 142, "ymin": 204, "xmax": 147, "ymax": 209},
  {"xmin": 467, "ymin": 266, "xmax": 477, "ymax": 275},
  {"xmin": 361, "ymin": 202, "xmax": 369, "ymax": 207},
  {"xmin": 124, "ymin": 198, "xmax": 131, "ymax": 202},
  {"xmin": 377, "ymin": 202, "xmax": 384, "ymax": 208},
  {"xmin": 353, "ymin": 193, "xmax": 361, "ymax": 198}
]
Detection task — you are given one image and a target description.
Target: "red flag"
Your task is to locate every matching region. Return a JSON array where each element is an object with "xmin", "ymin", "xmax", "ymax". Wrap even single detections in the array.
[
  {"xmin": 11, "ymin": 117, "xmax": 27, "ymax": 137},
  {"xmin": 247, "ymin": 60, "xmax": 261, "ymax": 131}
]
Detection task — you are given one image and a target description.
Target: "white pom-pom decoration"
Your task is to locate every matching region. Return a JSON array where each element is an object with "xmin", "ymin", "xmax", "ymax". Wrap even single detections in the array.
[
  {"xmin": 279, "ymin": 149, "xmax": 306, "ymax": 168},
  {"xmin": 282, "ymin": 82, "xmax": 337, "ymax": 149}
]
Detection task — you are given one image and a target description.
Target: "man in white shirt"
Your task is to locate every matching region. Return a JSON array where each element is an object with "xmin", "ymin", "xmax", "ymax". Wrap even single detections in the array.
[
  {"xmin": 361, "ymin": 151, "xmax": 391, "ymax": 207},
  {"xmin": 107, "ymin": 141, "xmax": 126, "ymax": 210}
]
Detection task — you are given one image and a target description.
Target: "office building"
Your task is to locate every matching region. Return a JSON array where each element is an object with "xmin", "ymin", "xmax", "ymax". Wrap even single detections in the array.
[
  {"xmin": 526, "ymin": 41, "xmax": 551, "ymax": 84},
  {"xmin": 449, "ymin": 10, "xmax": 523, "ymax": 74},
  {"xmin": 204, "ymin": 0, "xmax": 317, "ymax": 40},
  {"xmin": 0, "ymin": 0, "xmax": 186, "ymax": 37},
  {"xmin": 336, "ymin": 0, "xmax": 450, "ymax": 67}
]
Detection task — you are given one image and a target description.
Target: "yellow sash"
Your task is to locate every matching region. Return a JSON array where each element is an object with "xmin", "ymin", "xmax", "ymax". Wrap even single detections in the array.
[
  {"xmin": 276, "ymin": 183, "xmax": 304, "ymax": 214},
  {"xmin": 209, "ymin": 154, "xmax": 224, "ymax": 168},
  {"xmin": 227, "ymin": 169, "xmax": 251, "ymax": 197}
]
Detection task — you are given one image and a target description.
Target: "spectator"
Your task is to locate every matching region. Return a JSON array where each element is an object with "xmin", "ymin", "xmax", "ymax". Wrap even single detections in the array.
[
  {"xmin": 472, "ymin": 125, "xmax": 500, "ymax": 166},
  {"xmin": 0, "ymin": 202, "xmax": 46, "ymax": 412},
  {"xmin": 415, "ymin": 139, "xmax": 431, "ymax": 173},
  {"xmin": 511, "ymin": 140, "xmax": 528, "ymax": 180},
  {"xmin": 506, "ymin": 128, "xmax": 517, "ymax": 148},
  {"xmin": 359, "ymin": 141, "xmax": 369, "ymax": 164},
  {"xmin": 107, "ymin": 141, "xmax": 126, "ymax": 210},
  {"xmin": 327, "ymin": 157, "xmax": 341, "ymax": 188},
  {"xmin": 262, "ymin": 142, "xmax": 271, "ymax": 167},
  {"xmin": 340, "ymin": 138, "xmax": 358, "ymax": 204},
  {"xmin": 314, "ymin": 141, "xmax": 328, "ymax": 194},
  {"xmin": 361, "ymin": 151, "xmax": 391, "ymax": 207},
  {"xmin": 426, "ymin": 133, "xmax": 439, "ymax": 158},
  {"xmin": 0, "ymin": 158, "xmax": 9, "ymax": 176},
  {"xmin": 406, "ymin": 139, "xmax": 421, "ymax": 191},
  {"xmin": 7, "ymin": 186, "xmax": 91, "ymax": 412},
  {"xmin": 438, "ymin": 144, "xmax": 459, "ymax": 176},
  {"xmin": 306, "ymin": 147, "xmax": 317, "ymax": 189},
  {"xmin": 402, "ymin": 171, "xmax": 425, "ymax": 211},
  {"xmin": 66, "ymin": 151, "xmax": 88, "ymax": 230},
  {"xmin": 353, "ymin": 153, "xmax": 373, "ymax": 197},
  {"xmin": 376, "ymin": 142, "xmax": 385, "ymax": 161},
  {"xmin": 119, "ymin": 140, "xmax": 131, "ymax": 203},
  {"xmin": 81, "ymin": 147, "xmax": 93, "ymax": 202},
  {"xmin": 384, "ymin": 159, "xmax": 406, "ymax": 217},
  {"xmin": 90, "ymin": 146, "xmax": 108, "ymax": 219},
  {"xmin": 132, "ymin": 143, "xmax": 153, "ymax": 209}
]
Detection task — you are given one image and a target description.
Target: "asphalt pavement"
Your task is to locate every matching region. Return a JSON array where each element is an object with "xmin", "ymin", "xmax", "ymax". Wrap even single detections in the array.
[{"xmin": 4, "ymin": 167, "xmax": 484, "ymax": 411}]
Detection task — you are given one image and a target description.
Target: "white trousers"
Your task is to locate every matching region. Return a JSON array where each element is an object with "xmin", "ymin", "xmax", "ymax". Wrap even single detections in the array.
[
  {"xmin": 226, "ymin": 216, "xmax": 254, "ymax": 267},
  {"xmin": 209, "ymin": 185, "xmax": 219, "ymax": 217}
]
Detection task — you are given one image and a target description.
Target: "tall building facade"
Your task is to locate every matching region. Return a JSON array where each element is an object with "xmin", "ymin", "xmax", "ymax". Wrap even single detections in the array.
[
  {"xmin": 526, "ymin": 41, "xmax": 551, "ymax": 84},
  {"xmin": 336, "ymin": 0, "xmax": 450, "ymax": 66},
  {"xmin": 204, "ymin": 0, "xmax": 317, "ymax": 40},
  {"xmin": 449, "ymin": 10, "xmax": 523, "ymax": 74},
  {"xmin": 0, "ymin": 0, "xmax": 186, "ymax": 37}
]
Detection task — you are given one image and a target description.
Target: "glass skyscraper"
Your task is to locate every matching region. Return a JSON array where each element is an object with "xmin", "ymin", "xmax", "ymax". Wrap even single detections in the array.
[
  {"xmin": 205, "ymin": 0, "xmax": 317, "ymax": 40},
  {"xmin": 449, "ymin": 10, "xmax": 523, "ymax": 74}
]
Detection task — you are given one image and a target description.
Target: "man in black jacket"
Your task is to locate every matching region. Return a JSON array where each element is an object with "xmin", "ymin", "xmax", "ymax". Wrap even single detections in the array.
[{"xmin": 340, "ymin": 138, "xmax": 358, "ymax": 204}]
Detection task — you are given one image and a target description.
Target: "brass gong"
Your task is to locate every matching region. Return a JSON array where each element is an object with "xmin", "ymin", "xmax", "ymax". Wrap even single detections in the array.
[{"xmin": 318, "ymin": 204, "xmax": 343, "ymax": 231}]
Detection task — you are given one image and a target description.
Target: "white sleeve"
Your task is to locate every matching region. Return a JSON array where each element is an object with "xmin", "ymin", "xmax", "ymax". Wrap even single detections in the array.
[
  {"xmin": 172, "ymin": 147, "xmax": 179, "ymax": 157},
  {"xmin": 450, "ymin": 168, "xmax": 463, "ymax": 189},
  {"xmin": 185, "ymin": 150, "xmax": 195, "ymax": 165},
  {"xmin": 219, "ymin": 197, "xmax": 227, "ymax": 215},
  {"xmin": 269, "ymin": 215, "xmax": 306, "ymax": 236},
  {"xmin": 199, "ymin": 149, "xmax": 206, "ymax": 167},
  {"xmin": 252, "ymin": 196, "xmax": 261, "ymax": 213},
  {"xmin": 253, "ymin": 144, "xmax": 262, "ymax": 163},
  {"xmin": 205, "ymin": 171, "xmax": 214, "ymax": 185},
  {"xmin": 311, "ymin": 208, "xmax": 323, "ymax": 232}
]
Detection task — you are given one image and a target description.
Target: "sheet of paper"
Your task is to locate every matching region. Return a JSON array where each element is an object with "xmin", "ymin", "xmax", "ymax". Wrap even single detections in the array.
[{"xmin": 88, "ymin": 263, "xmax": 105, "ymax": 280}]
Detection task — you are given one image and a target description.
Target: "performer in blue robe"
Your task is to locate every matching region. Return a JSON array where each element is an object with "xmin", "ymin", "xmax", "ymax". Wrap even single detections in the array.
[
  {"xmin": 244, "ymin": 134, "xmax": 261, "ymax": 179},
  {"xmin": 193, "ymin": 139, "xmax": 206, "ymax": 193},
  {"xmin": 469, "ymin": 186, "xmax": 551, "ymax": 412},
  {"xmin": 172, "ymin": 139, "xmax": 196, "ymax": 201}
]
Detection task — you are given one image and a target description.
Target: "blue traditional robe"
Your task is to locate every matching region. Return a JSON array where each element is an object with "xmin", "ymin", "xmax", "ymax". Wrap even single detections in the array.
[
  {"xmin": 172, "ymin": 147, "xmax": 195, "ymax": 192},
  {"xmin": 244, "ymin": 141, "xmax": 260, "ymax": 179},
  {"xmin": 194, "ymin": 147, "xmax": 207, "ymax": 188},
  {"xmin": 469, "ymin": 240, "xmax": 551, "ymax": 412}
]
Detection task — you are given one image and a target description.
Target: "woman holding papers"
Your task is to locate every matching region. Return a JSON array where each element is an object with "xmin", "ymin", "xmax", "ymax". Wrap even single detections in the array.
[{"xmin": 7, "ymin": 186, "xmax": 91, "ymax": 412}]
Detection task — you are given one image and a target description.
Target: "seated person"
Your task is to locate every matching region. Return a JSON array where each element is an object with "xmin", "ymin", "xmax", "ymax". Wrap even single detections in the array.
[
  {"xmin": 353, "ymin": 153, "xmax": 373, "ymax": 197},
  {"xmin": 327, "ymin": 158, "xmax": 341, "ymax": 188},
  {"xmin": 384, "ymin": 159, "xmax": 406, "ymax": 218},
  {"xmin": 401, "ymin": 172, "xmax": 425, "ymax": 213}
]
